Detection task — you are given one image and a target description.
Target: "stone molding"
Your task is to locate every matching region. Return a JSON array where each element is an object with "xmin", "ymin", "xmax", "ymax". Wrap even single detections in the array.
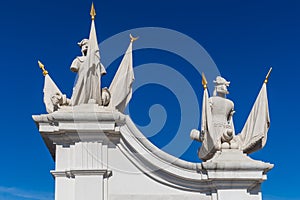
[
  {"xmin": 51, "ymin": 169, "xmax": 112, "ymax": 178},
  {"xmin": 33, "ymin": 105, "xmax": 273, "ymax": 198}
]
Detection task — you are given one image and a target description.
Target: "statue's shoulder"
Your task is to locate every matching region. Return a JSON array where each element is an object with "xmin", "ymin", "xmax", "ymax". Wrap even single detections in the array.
[
  {"xmin": 71, "ymin": 56, "xmax": 86, "ymax": 63},
  {"xmin": 75, "ymin": 56, "xmax": 86, "ymax": 62},
  {"xmin": 209, "ymin": 96, "xmax": 234, "ymax": 107}
]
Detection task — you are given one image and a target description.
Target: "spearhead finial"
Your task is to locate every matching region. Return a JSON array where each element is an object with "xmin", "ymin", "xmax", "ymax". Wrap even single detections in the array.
[
  {"xmin": 264, "ymin": 67, "xmax": 272, "ymax": 84},
  {"xmin": 38, "ymin": 60, "xmax": 48, "ymax": 76},
  {"xmin": 202, "ymin": 72, "xmax": 208, "ymax": 89},
  {"xmin": 130, "ymin": 34, "xmax": 139, "ymax": 43},
  {"xmin": 90, "ymin": 3, "xmax": 96, "ymax": 20}
]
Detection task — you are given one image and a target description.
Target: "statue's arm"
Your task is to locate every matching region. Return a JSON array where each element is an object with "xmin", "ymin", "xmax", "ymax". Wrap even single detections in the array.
[
  {"xmin": 100, "ymin": 63, "xmax": 107, "ymax": 75},
  {"xmin": 70, "ymin": 58, "xmax": 80, "ymax": 72},
  {"xmin": 227, "ymin": 108, "xmax": 235, "ymax": 122}
]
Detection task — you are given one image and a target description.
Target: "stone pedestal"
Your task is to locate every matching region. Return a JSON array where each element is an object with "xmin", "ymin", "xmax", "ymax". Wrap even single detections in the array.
[
  {"xmin": 51, "ymin": 143, "xmax": 113, "ymax": 200},
  {"xmin": 32, "ymin": 104, "xmax": 273, "ymax": 200},
  {"xmin": 202, "ymin": 149, "xmax": 273, "ymax": 200},
  {"xmin": 33, "ymin": 105, "xmax": 123, "ymax": 200}
]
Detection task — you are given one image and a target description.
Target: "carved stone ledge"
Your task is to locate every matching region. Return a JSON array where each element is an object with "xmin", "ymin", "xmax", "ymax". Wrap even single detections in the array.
[
  {"xmin": 51, "ymin": 169, "xmax": 112, "ymax": 179},
  {"xmin": 202, "ymin": 149, "xmax": 273, "ymax": 192}
]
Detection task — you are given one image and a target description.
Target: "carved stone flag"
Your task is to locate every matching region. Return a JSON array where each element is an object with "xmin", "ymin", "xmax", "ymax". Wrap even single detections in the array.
[
  {"xmin": 237, "ymin": 83, "xmax": 270, "ymax": 154},
  {"xmin": 198, "ymin": 87, "xmax": 218, "ymax": 161},
  {"xmin": 109, "ymin": 42, "xmax": 135, "ymax": 112},
  {"xmin": 43, "ymin": 74, "xmax": 63, "ymax": 113}
]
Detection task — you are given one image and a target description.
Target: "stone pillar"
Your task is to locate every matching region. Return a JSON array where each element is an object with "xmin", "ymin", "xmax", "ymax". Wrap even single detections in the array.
[
  {"xmin": 51, "ymin": 171, "xmax": 75, "ymax": 200},
  {"xmin": 202, "ymin": 149, "xmax": 273, "ymax": 200},
  {"xmin": 51, "ymin": 142, "xmax": 113, "ymax": 200},
  {"xmin": 73, "ymin": 169, "xmax": 110, "ymax": 200},
  {"xmin": 33, "ymin": 106, "xmax": 124, "ymax": 200}
]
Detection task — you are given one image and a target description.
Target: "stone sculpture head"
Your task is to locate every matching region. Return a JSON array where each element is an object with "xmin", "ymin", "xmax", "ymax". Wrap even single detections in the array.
[
  {"xmin": 78, "ymin": 39, "xmax": 89, "ymax": 56},
  {"xmin": 213, "ymin": 76, "xmax": 230, "ymax": 97}
]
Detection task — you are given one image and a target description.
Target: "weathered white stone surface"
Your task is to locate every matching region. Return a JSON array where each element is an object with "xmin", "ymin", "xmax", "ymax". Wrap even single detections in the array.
[
  {"xmin": 70, "ymin": 19, "xmax": 106, "ymax": 106},
  {"xmin": 32, "ymin": 104, "xmax": 273, "ymax": 200},
  {"xmin": 41, "ymin": 8, "xmax": 135, "ymax": 113},
  {"xmin": 35, "ymin": 3, "xmax": 273, "ymax": 200},
  {"xmin": 191, "ymin": 75, "xmax": 271, "ymax": 161}
]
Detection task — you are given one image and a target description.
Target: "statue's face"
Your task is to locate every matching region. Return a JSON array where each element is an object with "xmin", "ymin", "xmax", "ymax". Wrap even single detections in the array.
[
  {"xmin": 216, "ymin": 84, "xmax": 229, "ymax": 95},
  {"xmin": 81, "ymin": 43, "xmax": 89, "ymax": 56}
]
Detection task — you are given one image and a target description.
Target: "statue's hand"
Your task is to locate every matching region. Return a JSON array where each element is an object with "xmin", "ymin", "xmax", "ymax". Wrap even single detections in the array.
[
  {"xmin": 227, "ymin": 109, "xmax": 235, "ymax": 121},
  {"xmin": 230, "ymin": 109, "xmax": 235, "ymax": 116}
]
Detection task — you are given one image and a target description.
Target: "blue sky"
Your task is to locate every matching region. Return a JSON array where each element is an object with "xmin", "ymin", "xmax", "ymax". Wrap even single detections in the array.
[{"xmin": 0, "ymin": 0, "xmax": 299, "ymax": 199}]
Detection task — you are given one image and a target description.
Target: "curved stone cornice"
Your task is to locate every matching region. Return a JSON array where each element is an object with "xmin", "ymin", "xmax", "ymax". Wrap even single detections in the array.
[
  {"xmin": 118, "ymin": 118, "xmax": 212, "ymax": 192},
  {"xmin": 32, "ymin": 106, "xmax": 273, "ymax": 193}
]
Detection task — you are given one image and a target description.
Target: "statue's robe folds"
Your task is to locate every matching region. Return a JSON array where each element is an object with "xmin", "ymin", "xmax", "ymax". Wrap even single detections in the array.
[
  {"xmin": 70, "ymin": 53, "xmax": 106, "ymax": 106},
  {"xmin": 199, "ymin": 89, "xmax": 234, "ymax": 161},
  {"xmin": 70, "ymin": 19, "xmax": 106, "ymax": 106}
]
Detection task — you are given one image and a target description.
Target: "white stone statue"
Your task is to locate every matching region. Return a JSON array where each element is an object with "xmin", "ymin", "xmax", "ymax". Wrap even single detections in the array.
[
  {"xmin": 191, "ymin": 70, "xmax": 271, "ymax": 161},
  {"xmin": 39, "ymin": 7, "xmax": 136, "ymax": 113},
  {"xmin": 34, "ymin": 5, "xmax": 274, "ymax": 200},
  {"xmin": 70, "ymin": 19, "xmax": 106, "ymax": 106}
]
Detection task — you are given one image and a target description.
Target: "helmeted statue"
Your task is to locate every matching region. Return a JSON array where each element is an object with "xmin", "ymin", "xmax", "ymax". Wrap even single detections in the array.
[
  {"xmin": 70, "ymin": 37, "xmax": 107, "ymax": 106},
  {"xmin": 210, "ymin": 76, "xmax": 235, "ymax": 145},
  {"xmin": 38, "ymin": 4, "xmax": 136, "ymax": 113},
  {"xmin": 190, "ymin": 76, "xmax": 236, "ymax": 160},
  {"xmin": 191, "ymin": 71, "xmax": 271, "ymax": 161}
]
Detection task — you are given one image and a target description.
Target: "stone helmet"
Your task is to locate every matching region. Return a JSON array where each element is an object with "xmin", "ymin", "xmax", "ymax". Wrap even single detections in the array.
[
  {"xmin": 77, "ymin": 39, "xmax": 89, "ymax": 47},
  {"xmin": 78, "ymin": 39, "xmax": 89, "ymax": 55},
  {"xmin": 213, "ymin": 76, "xmax": 230, "ymax": 86},
  {"xmin": 213, "ymin": 76, "xmax": 230, "ymax": 96}
]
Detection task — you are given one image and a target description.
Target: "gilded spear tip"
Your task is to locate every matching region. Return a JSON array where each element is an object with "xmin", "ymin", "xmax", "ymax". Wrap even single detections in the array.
[
  {"xmin": 264, "ymin": 67, "xmax": 272, "ymax": 84},
  {"xmin": 130, "ymin": 34, "xmax": 139, "ymax": 43},
  {"xmin": 202, "ymin": 72, "xmax": 207, "ymax": 89},
  {"xmin": 38, "ymin": 60, "xmax": 48, "ymax": 76},
  {"xmin": 90, "ymin": 2, "xmax": 96, "ymax": 20}
]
